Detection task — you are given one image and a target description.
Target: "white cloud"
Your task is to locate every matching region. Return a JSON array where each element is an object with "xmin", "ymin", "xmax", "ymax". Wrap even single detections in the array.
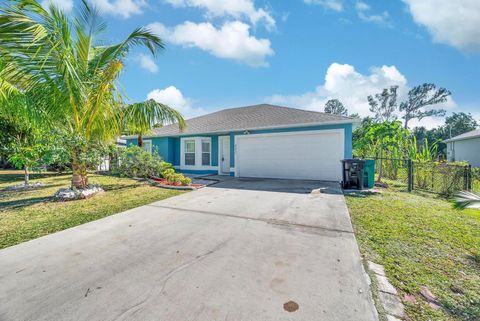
[
  {"xmin": 90, "ymin": 0, "xmax": 146, "ymax": 18},
  {"xmin": 147, "ymin": 86, "xmax": 207, "ymax": 119},
  {"xmin": 266, "ymin": 63, "xmax": 457, "ymax": 129},
  {"xmin": 402, "ymin": 0, "xmax": 480, "ymax": 52},
  {"xmin": 41, "ymin": 0, "xmax": 74, "ymax": 12},
  {"xmin": 147, "ymin": 21, "xmax": 274, "ymax": 67},
  {"xmin": 303, "ymin": 0, "xmax": 344, "ymax": 12},
  {"xmin": 137, "ymin": 54, "xmax": 159, "ymax": 73},
  {"xmin": 355, "ymin": 1, "xmax": 391, "ymax": 27},
  {"xmin": 165, "ymin": 0, "xmax": 275, "ymax": 30}
]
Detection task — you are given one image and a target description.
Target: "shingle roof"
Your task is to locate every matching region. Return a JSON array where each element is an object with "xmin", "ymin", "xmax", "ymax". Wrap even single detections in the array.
[
  {"xmin": 148, "ymin": 104, "xmax": 354, "ymax": 137},
  {"xmin": 445, "ymin": 129, "xmax": 480, "ymax": 143}
]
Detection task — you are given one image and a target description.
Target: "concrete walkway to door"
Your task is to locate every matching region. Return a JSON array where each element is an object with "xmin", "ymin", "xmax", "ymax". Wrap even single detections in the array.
[{"xmin": 0, "ymin": 178, "xmax": 378, "ymax": 321}]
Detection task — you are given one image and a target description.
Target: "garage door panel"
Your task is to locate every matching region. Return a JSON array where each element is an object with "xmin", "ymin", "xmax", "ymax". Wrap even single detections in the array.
[{"xmin": 236, "ymin": 130, "xmax": 344, "ymax": 181}]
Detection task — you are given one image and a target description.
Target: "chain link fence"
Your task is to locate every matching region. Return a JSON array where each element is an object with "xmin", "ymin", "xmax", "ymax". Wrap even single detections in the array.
[
  {"xmin": 471, "ymin": 167, "xmax": 480, "ymax": 193},
  {"xmin": 375, "ymin": 158, "xmax": 409, "ymax": 188},
  {"xmin": 374, "ymin": 158, "xmax": 478, "ymax": 196}
]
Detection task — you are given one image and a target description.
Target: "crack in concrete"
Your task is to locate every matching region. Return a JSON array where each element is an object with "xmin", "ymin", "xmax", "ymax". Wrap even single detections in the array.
[
  {"xmin": 147, "ymin": 204, "xmax": 354, "ymax": 235},
  {"xmin": 112, "ymin": 296, "xmax": 149, "ymax": 321},
  {"xmin": 111, "ymin": 227, "xmax": 239, "ymax": 321},
  {"xmin": 158, "ymin": 234, "xmax": 236, "ymax": 295}
]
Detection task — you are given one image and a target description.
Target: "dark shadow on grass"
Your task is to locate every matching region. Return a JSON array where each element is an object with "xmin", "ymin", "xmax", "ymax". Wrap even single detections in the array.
[
  {"xmin": 45, "ymin": 176, "xmax": 72, "ymax": 182},
  {"xmin": 0, "ymin": 184, "xmax": 65, "ymax": 199},
  {"xmin": 0, "ymin": 196, "xmax": 53, "ymax": 211},
  {"xmin": 343, "ymin": 190, "xmax": 379, "ymax": 198},
  {"xmin": 0, "ymin": 172, "xmax": 64, "ymax": 184},
  {"xmin": 467, "ymin": 253, "xmax": 480, "ymax": 266},
  {"xmin": 100, "ymin": 183, "xmax": 137, "ymax": 192}
]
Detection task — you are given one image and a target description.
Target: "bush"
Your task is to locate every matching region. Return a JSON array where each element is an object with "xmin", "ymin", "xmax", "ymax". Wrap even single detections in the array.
[
  {"xmin": 161, "ymin": 168, "xmax": 191, "ymax": 186},
  {"xmin": 114, "ymin": 146, "xmax": 171, "ymax": 179}
]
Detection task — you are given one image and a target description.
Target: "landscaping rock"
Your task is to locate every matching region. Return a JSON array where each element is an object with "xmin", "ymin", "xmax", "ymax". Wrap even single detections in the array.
[
  {"xmin": 429, "ymin": 302, "xmax": 442, "ymax": 310},
  {"xmin": 379, "ymin": 292, "xmax": 405, "ymax": 318},
  {"xmin": 386, "ymin": 315, "xmax": 403, "ymax": 321},
  {"xmin": 5, "ymin": 182, "xmax": 45, "ymax": 191},
  {"xmin": 376, "ymin": 274, "xmax": 398, "ymax": 295},
  {"xmin": 54, "ymin": 186, "xmax": 104, "ymax": 201},
  {"xmin": 403, "ymin": 294, "xmax": 417, "ymax": 303},
  {"xmin": 367, "ymin": 261, "xmax": 405, "ymax": 319},
  {"xmin": 420, "ymin": 286, "xmax": 440, "ymax": 306},
  {"xmin": 368, "ymin": 261, "xmax": 386, "ymax": 276}
]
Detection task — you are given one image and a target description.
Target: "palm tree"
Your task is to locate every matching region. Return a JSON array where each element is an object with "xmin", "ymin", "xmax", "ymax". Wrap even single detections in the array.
[
  {"xmin": 0, "ymin": 0, "xmax": 171, "ymax": 189},
  {"xmin": 123, "ymin": 99, "xmax": 186, "ymax": 148},
  {"xmin": 454, "ymin": 191, "xmax": 480, "ymax": 209}
]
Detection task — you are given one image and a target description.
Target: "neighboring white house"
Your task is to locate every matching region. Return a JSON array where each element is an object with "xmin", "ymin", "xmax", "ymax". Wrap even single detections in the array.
[{"xmin": 445, "ymin": 129, "xmax": 480, "ymax": 168}]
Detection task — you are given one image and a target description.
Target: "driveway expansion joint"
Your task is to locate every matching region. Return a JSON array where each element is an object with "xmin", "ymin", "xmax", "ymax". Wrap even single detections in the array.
[{"xmin": 147, "ymin": 204, "xmax": 354, "ymax": 235}]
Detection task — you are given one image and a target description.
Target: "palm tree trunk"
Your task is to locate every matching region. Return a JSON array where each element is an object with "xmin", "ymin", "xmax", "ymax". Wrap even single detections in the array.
[
  {"xmin": 71, "ymin": 150, "xmax": 88, "ymax": 189},
  {"xmin": 137, "ymin": 134, "xmax": 143, "ymax": 147},
  {"xmin": 24, "ymin": 166, "xmax": 29, "ymax": 185}
]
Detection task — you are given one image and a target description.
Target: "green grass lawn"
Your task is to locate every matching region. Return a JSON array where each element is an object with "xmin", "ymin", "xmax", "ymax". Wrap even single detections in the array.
[
  {"xmin": 0, "ymin": 170, "xmax": 183, "ymax": 249},
  {"xmin": 346, "ymin": 187, "xmax": 480, "ymax": 321}
]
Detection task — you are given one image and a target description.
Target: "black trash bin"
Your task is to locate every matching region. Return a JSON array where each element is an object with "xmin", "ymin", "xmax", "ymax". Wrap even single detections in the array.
[{"xmin": 341, "ymin": 159, "xmax": 365, "ymax": 190}]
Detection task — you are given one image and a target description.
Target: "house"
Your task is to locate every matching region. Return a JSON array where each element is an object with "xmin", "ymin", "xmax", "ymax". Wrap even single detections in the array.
[
  {"xmin": 445, "ymin": 129, "xmax": 480, "ymax": 167},
  {"xmin": 125, "ymin": 104, "xmax": 356, "ymax": 181}
]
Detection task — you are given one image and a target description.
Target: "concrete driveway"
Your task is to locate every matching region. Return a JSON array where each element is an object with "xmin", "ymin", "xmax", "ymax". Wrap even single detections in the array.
[{"xmin": 0, "ymin": 178, "xmax": 377, "ymax": 321}]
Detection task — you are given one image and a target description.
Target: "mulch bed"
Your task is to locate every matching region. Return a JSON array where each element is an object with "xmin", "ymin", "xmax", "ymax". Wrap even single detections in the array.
[{"xmin": 150, "ymin": 177, "xmax": 205, "ymax": 190}]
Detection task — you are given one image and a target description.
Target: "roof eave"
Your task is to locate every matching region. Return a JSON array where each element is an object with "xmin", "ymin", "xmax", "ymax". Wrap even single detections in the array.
[
  {"xmin": 122, "ymin": 118, "xmax": 357, "ymax": 139},
  {"xmin": 445, "ymin": 134, "xmax": 480, "ymax": 143}
]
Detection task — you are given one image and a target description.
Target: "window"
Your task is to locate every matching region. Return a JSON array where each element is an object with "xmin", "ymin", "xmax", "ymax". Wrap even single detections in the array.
[
  {"xmin": 143, "ymin": 140, "xmax": 152, "ymax": 154},
  {"xmin": 182, "ymin": 137, "xmax": 211, "ymax": 167},
  {"xmin": 184, "ymin": 140, "xmax": 195, "ymax": 166},
  {"xmin": 201, "ymin": 139, "xmax": 211, "ymax": 166}
]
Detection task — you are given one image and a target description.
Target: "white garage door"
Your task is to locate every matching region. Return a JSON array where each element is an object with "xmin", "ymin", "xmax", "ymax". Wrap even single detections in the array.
[{"xmin": 235, "ymin": 129, "xmax": 344, "ymax": 181}]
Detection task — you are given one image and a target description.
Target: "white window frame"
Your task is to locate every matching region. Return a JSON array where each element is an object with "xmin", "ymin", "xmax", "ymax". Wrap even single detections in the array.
[
  {"xmin": 180, "ymin": 137, "xmax": 214, "ymax": 170},
  {"xmin": 201, "ymin": 139, "xmax": 211, "ymax": 166},
  {"xmin": 143, "ymin": 140, "xmax": 153, "ymax": 154},
  {"xmin": 184, "ymin": 139, "xmax": 196, "ymax": 166}
]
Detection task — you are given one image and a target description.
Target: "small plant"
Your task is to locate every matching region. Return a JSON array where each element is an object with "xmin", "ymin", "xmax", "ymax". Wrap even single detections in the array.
[
  {"xmin": 161, "ymin": 168, "xmax": 175, "ymax": 181},
  {"xmin": 180, "ymin": 176, "xmax": 192, "ymax": 186},
  {"xmin": 161, "ymin": 168, "xmax": 191, "ymax": 186}
]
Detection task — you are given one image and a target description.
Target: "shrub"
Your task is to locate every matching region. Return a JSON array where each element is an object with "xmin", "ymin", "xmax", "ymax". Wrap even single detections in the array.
[
  {"xmin": 161, "ymin": 168, "xmax": 191, "ymax": 186},
  {"xmin": 180, "ymin": 176, "xmax": 192, "ymax": 186},
  {"xmin": 114, "ymin": 146, "xmax": 171, "ymax": 178}
]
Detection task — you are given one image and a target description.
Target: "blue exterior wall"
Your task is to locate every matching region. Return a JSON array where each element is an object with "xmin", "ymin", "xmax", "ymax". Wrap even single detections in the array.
[
  {"xmin": 172, "ymin": 137, "xmax": 180, "ymax": 166},
  {"xmin": 126, "ymin": 123, "xmax": 353, "ymax": 175},
  {"xmin": 125, "ymin": 137, "xmax": 177, "ymax": 164}
]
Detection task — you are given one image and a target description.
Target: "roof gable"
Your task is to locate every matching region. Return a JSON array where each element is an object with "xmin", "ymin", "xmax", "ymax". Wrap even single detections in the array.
[{"xmin": 150, "ymin": 104, "xmax": 354, "ymax": 137}]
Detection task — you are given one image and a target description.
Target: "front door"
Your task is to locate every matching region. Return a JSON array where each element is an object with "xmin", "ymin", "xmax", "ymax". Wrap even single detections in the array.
[{"xmin": 219, "ymin": 136, "xmax": 230, "ymax": 175}]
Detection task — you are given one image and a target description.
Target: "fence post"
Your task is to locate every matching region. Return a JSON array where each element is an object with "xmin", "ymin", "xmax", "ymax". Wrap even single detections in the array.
[
  {"xmin": 407, "ymin": 159, "xmax": 413, "ymax": 192},
  {"xmin": 465, "ymin": 165, "xmax": 472, "ymax": 191}
]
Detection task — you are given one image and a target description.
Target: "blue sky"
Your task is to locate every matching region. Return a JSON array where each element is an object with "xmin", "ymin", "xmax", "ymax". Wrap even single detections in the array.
[{"xmin": 43, "ymin": 0, "xmax": 480, "ymax": 127}]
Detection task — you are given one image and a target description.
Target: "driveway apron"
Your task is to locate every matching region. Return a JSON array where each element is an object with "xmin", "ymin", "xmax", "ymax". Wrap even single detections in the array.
[{"xmin": 0, "ymin": 178, "xmax": 378, "ymax": 321}]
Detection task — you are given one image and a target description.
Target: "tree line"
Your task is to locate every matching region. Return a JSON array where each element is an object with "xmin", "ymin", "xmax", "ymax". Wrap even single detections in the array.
[{"xmin": 322, "ymin": 84, "xmax": 478, "ymax": 158}]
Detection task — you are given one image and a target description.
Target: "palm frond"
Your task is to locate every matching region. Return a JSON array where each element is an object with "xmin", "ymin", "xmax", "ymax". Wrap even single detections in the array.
[
  {"xmin": 454, "ymin": 191, "xmax": 480, "ymax": 209},
  {"xmin": 123, "ymin": 99, "xmax": 186, "ymax": 136}
]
